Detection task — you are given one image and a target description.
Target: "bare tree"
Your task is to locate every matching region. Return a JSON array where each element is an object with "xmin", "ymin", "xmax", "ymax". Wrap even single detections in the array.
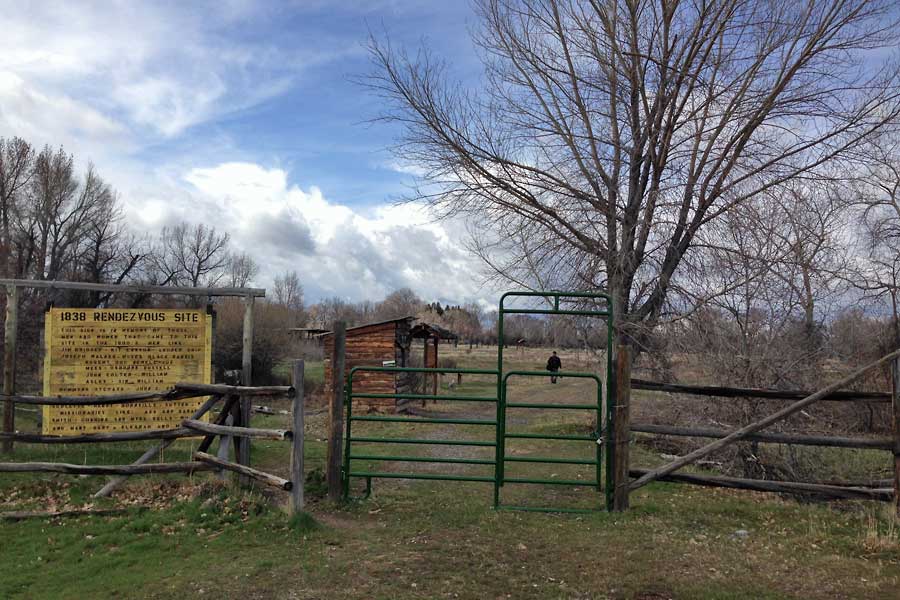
[
  {"xmin": 227, "ymin": 251, "xmax": 259, "ymax": 288},
  {"xmin": 369, "ymin": 0, "xmax": 900, "ymax": 349},
  {"xmin": 66, "ymin": 191, "xmax": 144, "ymax": 306},
  {"xmin": 150, "ymin": 222, "xmax": 230, "ymax": 288},
  {"xmin": 374, "ymin": 287, "xmax": 422, "ymax": 321},
  {"xmin": 0, "ymin": 138, "xmax": 34, "ymax": 278},
  {"xmin": 310, "ymin": 297, "xmax": 364, "ymax": 328},
  {"xmin": 272, "ymin": 270, "xmax": 303, "ymax": 311}
]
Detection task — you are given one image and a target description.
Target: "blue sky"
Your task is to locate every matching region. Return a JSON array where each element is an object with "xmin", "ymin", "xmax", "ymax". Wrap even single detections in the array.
[{"xmin": 0, "ymin": 1, "xmax": 495, "ymax": 305}]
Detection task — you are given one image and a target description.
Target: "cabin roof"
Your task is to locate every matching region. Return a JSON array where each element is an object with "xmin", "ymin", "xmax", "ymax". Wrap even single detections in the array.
[
  {"xmin": 317, "ymin": 316, "xmax": 416, "ymax": 338},
  {"xmin": 410, "ymin": 322, "xmax": 459, "ymax": 340}
]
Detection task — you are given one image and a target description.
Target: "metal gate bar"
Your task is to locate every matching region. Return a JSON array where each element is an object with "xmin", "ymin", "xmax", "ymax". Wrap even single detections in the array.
[
  {"xmin": 342, "ymin": 365, "xmax": 499, "ymax": 500},
  {"xmin": 495, "ymin": 370, "xmax": 603, "ymax": 512}
]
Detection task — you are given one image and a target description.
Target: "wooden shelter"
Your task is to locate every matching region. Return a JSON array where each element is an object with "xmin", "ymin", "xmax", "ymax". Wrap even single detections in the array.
[
  {"xmin": 322, "ymin": 317, "xmax": 414, "ymax": 412},
  {"xmin": 410, "ymin": 323, "xmax": 459, "ymax": 396}
]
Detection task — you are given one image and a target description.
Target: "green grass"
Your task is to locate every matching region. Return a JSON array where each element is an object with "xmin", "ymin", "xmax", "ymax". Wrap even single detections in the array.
[
  {"xmin": 273, "ymin": 359, "xmax": 324, "ymax": 385},
  {"xmin": 1, "ymin": 349, "xmax": 899, "ymax": 598}
]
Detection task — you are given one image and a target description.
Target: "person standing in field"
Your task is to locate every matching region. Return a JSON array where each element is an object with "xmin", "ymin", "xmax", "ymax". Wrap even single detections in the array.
[{"xmin": 546, "ymin": 351, "xmax": 562, "ymax": 384}]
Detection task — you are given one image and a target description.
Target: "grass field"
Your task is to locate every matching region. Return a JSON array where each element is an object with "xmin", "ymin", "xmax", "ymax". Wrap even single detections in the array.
[{"xmin": 1, "ymin": 346, "xmax": 898, "ymax": 599}]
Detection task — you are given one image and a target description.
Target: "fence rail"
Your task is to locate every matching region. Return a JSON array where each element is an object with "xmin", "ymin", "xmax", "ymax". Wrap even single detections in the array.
[
  {"xmin": 0, "ymin": 374, "xmax": 307, "ymax": 514},
  {"xmin": 625, "ymin": 349, "xmax": 900, "ymax": 514},
  {"xmin": 631, "ymin": 378, "xmax": 891, "ymax": 402},
  {"xmin": 630, "ymin": 423, "xmax": 893, "ymax": 451}
]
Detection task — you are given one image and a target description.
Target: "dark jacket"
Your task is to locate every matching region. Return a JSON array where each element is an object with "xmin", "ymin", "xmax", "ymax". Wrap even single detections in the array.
[{"xmin": 546, "ymin": 355, "xmax": 561, "ymax": 371}]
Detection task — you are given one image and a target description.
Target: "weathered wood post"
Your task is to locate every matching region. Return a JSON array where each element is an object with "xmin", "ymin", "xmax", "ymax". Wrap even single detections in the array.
[
  {"xmin": 612, "ymin": 345, "xmax": 631, "ymax": 511},
  {"xmin": 326, "ymin": 322, "xmax": 346, "ymax": 502},
  {"xmin": 291, "ymin": 359, "xmax": 305, "ymax": 514},
  {"xmin": 216, "ymin": 414, "xmax": 234, "ymax": 482},
  {"xmin": 3, "ymin": 284, "xmax": 18, "ymax": 454},
  {"xmin": 432, "ymin": 338, "xmax": 439, "ymax": 396},
  {"xmin": 239, "ymin": 294, "xmax": 254, "ymax": 484},
  {"xmin": 892, "ymin": 353, "xmax": 900, "ymax": 518}
]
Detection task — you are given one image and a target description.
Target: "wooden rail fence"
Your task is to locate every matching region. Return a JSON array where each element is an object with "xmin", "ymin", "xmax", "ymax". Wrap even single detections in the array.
[
  {"xmin": 0, "ymin": 361, "xmax": 307, "ymax": 514},
  {"xmin": 618, "ymin": 350, "xmax": 900, "ymax": 516}
]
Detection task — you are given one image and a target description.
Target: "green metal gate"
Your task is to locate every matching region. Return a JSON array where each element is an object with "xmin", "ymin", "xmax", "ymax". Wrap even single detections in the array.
[
  {"xmin": 494, "ymin": 291, "xmax": 614, "ymax": 512},
  {"xmin": 341, "ymin": 290, "xmax": 614, "ymax": 513},
  {"xmin": 495, "ymin": 371, "xmax": 604, "ymax": 513},
  {"xmin": 342, "ymin": 365, "xmax": 500, "ymax": 499}
]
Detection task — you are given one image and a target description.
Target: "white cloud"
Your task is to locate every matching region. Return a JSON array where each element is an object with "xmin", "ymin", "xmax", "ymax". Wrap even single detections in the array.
[
  {"xmin": 181, "ymin": 162, "xmax": 490, "ymax": 304},
  {"xmin": 0, "ymin": 71, "xmax": 125, "ymax": 143},
  {"xmin": 0, "ymin": 1, "xmax": 309, "ymax": 149},
  {"xmin": 0, "ymin": 3, "xmax": 493, "ymax": 306}
]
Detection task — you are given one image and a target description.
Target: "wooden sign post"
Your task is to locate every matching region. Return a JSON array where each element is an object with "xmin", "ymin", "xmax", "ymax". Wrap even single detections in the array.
[{"xmin": 2, "ymin": 285, "xmax": 17, "ymax": 454}]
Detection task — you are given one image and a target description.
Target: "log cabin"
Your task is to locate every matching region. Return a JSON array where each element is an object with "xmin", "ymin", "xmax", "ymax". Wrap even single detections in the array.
[{"xmin": 321, "ymin": 317, "xmax": 414, "ymax": 412}]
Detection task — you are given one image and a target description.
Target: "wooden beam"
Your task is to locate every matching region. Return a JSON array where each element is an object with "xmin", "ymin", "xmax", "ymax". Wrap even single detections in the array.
[
  {"xmin": 239, "ymin": 295, "xmax": 254, "ymax": 484},
  {"xmin": 0, "ymin": 428, "xmax": 194, "ymax": 444},
  {"xmin": 892, "ymin": 354, "xmax": 900, "ymax": 518},
  {"xmin": 0, "ymin": 278, "xmax": 265, "ymax": 297},
  {"xmin": 181, "ymin": 419, "xmax": 291, "ymax": 440},
  {"xmin": 174, "ymin": 383, "xmax": 293, "ymax": 397},
  {"xmin": 193, "ymin": 451, "xmax": 291, "ymax": 491},
  {"xmin": 630, "ymin": 423, "xmax": 893, "ymax": 451},
  {"xmin": 327, "ymin": 321, "xmax": 346, "ymax": 502},
  {"xmin": 612, "ymin": 345, "xmax": 631, "ymax": 512},
  {"xmin": 0, "ymin": 461, "xmax": 215, "ymax": 475},
  {"xmin": 291, "ymin": 360, "xmax": 305, "ymax": 514},
  {"xmin": 631, "ymin": 378, "xmax": 891, "ymax": 402},
  {"xmin": 216, "ymin": 413, "xmax": 234, "ymax": 483},
  {"xmin": 197, "ymin": 394, "xmax": 240, "ymax": 454},
  {"xmin": 3, "ymin": 284, "xmax": 17, "ymax": 454},
  {"xmin": 9, "ymin": 390, "xmax": 188, "ymax": 406},
  {"xmin": 630, "ymin": 348, "xmax": 900, "ymax": 492},
  {"xmin": 93, "ymin": 394, "xmax": 222, "ymax": 498},
  {"xmin": 6, "ymin": 384, "xmax": 291, "ymax": 406},
  {"xmin": 629, "ymin": 469, "xmax": 893, "ymax": 502}
]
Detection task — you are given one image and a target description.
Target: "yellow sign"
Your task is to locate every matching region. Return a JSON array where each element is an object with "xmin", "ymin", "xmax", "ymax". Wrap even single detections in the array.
[{"xmin": 42, "ymin": 308, "xmax": 212, "ymax": 435}]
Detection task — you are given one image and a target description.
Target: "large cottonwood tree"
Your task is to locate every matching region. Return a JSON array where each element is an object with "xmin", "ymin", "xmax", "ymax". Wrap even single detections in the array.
[{"xmin": 369, "ymin": 0, "xmax": 900, "ymax": 347}]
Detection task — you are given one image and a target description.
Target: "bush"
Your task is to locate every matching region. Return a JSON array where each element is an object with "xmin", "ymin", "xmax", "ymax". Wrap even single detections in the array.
[{"xmin": 213, "ymin": 298, "xmax": 296, "ymax": 385}]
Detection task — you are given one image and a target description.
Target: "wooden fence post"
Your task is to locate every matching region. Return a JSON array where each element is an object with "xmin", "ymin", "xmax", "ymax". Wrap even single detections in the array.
[
  {"xmin": 239, "ymin": 294, "xmax": 254, "ymax": 484},
  {"xmin": 3, "ymin": 285, "xmax": 18, "ymax": 454},
  {"xmin": 613, "ymin": 345, "xmax": 631, "ymax": 512},
  {"xmin": 892, "ymin": 353, "xmax": 900, "ymax": 518},
  {"xmin": 327, "ymin": 322, "xmax": 346, "ymax": 502},
  {"xmin": 291, "ymin": 360, "xmax": 305, "ymax": 514}
]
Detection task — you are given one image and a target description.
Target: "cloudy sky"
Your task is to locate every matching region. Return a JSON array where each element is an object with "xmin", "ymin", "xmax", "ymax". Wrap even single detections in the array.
[{"xmin": 0, "ymin": 1, "xmax": 498, "ymax": 305}]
